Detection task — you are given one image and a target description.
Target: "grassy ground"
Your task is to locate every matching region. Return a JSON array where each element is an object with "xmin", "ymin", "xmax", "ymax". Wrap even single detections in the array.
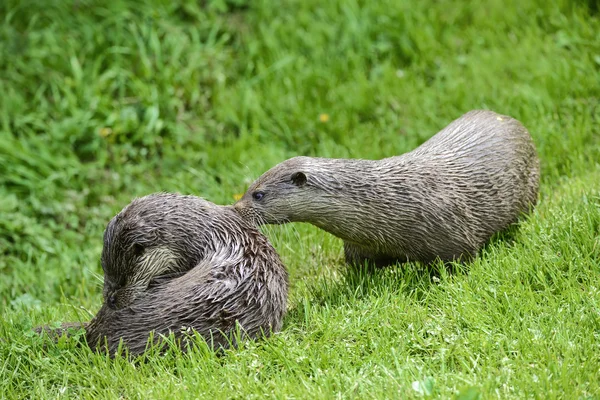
[{"xmin": 1, "ymin": 0, "xmax": 599, "ymax": 398}]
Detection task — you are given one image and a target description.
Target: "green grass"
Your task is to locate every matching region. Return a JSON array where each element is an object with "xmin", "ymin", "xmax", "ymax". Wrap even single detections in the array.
[{"xmin": 1, "ymin": 0, "xmax": 599, "ymax": 398}]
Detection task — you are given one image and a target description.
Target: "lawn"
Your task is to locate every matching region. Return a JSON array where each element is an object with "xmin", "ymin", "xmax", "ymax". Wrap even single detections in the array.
[{"xmin": 1, "ymin": 0, "xmax": 599, "ymax": 398}]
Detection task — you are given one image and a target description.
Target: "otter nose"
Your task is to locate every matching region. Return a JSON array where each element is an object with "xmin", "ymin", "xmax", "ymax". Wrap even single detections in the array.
[{"xmin": 107, "ymin": 292, "xmax": 117, "ymax": 309}]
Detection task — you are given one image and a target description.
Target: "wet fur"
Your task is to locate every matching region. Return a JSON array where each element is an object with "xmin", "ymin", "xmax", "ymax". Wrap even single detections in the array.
[
  {"xmin": 38, "ymin": 193, "xmax": 288, "ymax": 356},
  {"xmin": 235, "ymin": 110, "xmax": 540, "ymax": 265}
]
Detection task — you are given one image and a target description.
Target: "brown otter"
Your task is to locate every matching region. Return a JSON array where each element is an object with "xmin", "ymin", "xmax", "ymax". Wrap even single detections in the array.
[
  {"xmin": 38, "ymin": 193, "xmax": 288, "ymax": 356},
  {"xmin": 234, "ymin": 110, "xmax": 540, "ymax": 266}
]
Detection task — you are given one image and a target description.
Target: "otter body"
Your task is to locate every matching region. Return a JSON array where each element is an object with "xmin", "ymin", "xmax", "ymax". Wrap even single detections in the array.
[
  {"xmin": 42, "ymin": 194, "xmax": 288, "ymax": 356},
  {"xmin": 235, "ymin": 110, "xmax": 540, "ymax": 265}
]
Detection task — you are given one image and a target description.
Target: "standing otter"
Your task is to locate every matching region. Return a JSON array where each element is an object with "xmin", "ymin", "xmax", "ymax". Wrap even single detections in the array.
[
  {"xmin": 234, "ymin": 110, "xmax": 540, "ymax": 265},
  {"xmin": 39, "ymin": 193, "xmax": 288, "ymax": 356}
]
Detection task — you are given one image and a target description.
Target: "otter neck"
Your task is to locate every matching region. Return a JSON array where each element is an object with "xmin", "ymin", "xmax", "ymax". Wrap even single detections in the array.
[{"xmin": 290, "ymin": 157, "xmax": 420, "ymax": 250}]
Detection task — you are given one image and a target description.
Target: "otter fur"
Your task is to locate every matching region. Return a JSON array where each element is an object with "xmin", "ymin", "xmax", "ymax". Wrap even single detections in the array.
[
  {"xmin": 234, "ymin": 110, "xmax": 540, "ymax": 265},
  {"xmin": 39, "ymin": 193, "xmax": 288, "ymax": 356}
]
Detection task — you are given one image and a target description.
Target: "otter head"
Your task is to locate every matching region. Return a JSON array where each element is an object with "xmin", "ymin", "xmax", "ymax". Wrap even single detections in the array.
[
  {"xmin": 234, "ymin": 156, "xmax": 331, "ymax": 226},
  {"xmin": 100, "ymin": 193, "xmax": 210, "ymax": 309}
]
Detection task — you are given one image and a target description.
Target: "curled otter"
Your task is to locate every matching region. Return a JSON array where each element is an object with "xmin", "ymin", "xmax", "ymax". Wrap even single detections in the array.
[
  {"xmin": 39, "ymin": 193, "xmax": 288, "ymax": 356},
  {"xmin": 234, "ymin": 110, "xmax": 540, "ymax": 265}
]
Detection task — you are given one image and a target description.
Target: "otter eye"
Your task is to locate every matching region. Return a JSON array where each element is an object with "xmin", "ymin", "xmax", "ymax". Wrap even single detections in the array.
[
  {"xmin": 132, "ymin": 243, "xmax": 145, "ymax": 257},
  {"xmin": 252, "ymin": 191, "xmax": 265, "ymax": 201}
]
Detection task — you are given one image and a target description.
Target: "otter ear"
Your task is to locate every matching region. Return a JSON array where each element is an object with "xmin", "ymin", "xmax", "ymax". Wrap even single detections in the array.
[{"xmin": 290, "ymin": 171, "xmax": 307, "ymax": 187}]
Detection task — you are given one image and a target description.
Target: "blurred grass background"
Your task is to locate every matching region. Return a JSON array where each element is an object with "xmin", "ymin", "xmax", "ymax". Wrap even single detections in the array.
[{"xmin": 1, "ymin": 0, "xmax": 599, "ymax": 398}]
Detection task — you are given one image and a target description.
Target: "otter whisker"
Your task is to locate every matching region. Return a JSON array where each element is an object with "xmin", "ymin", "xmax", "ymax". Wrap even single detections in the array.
[{"xmin": 90, "ymin": 270, "xmax": 104, "ymax": 289}]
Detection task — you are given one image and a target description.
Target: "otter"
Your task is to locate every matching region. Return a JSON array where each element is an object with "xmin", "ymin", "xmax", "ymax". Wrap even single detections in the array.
[
  {"xmin": 234, "ymin": 110, "xmax": 540, "ymax": 266},
  {"xmin": 38, "ymin": 193, "xmax": 288, "ymax": 356}
]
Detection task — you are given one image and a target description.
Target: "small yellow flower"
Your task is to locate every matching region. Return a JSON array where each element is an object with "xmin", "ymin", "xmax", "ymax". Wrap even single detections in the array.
[
  {"xmin": 319, "ymin": 113, "xmax": 330, "ymax": 123},
  {"xmin": 98, "ymin": 127, "xmax": 113, "ymax": 138},
  {"xmin": 233, "ymin": 193, "xmax": 243, "ymax": 201},
  {"xmin": 496, "ymin": 116, "xmax": 504, "ymax": 121}
]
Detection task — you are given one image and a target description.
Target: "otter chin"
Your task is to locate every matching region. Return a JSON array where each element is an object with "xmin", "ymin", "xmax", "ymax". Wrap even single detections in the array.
[
  {"xmin": 38, "ymin": 193, "xmax": 288, "ymax": 356},
  {"xmin": 234, "ymin": 110, "xmax": 540, "ymax": 266}
]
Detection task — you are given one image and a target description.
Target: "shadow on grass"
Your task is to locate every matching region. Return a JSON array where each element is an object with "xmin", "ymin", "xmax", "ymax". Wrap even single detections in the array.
[
  {"xmin": 482, "ymin": 222, "xmax": 523, "ymax": 252},
  {"xmin": 283, "ymin": 256, "xmax": 470, "ymax": 329}
]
